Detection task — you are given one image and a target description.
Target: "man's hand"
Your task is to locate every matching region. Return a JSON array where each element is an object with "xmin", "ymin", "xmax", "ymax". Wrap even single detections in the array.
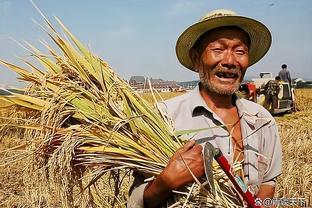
[
  {"xmin": 143, "ymin": 140, "xmax": 205, "ymax": 208},
  {"xmin": 160, "ymin": 139, "xmax": 205, "ymax": 189},
  {"xmin": 256, "ymin": 184, "xmax": 275, "ymax": 199}
]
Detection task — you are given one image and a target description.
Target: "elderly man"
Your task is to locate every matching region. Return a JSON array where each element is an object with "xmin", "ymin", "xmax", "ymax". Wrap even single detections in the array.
[{"xmin": 128, "ymin": 9, "xmax": 282, "ymax": 208}]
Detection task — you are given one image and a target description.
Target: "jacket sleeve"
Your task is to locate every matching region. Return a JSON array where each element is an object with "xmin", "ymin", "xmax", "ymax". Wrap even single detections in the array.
[{"xmin": 261, "ymin": 121, "xmax": 282, "ymax": 185}]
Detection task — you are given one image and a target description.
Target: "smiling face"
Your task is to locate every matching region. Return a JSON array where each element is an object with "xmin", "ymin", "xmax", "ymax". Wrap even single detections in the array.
[{"xmin": 191, "ymin": 27, "xmax": 250, "ymax": 95}]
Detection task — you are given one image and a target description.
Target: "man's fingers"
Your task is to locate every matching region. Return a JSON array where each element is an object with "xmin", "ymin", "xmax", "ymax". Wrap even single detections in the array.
[
  {"xmin": 178, "ymin": 140, "xmax": 196, "ymax": 153},
  {"xmin": 192, "ymin": 143, "xmax": 203, "ymax": 152}
]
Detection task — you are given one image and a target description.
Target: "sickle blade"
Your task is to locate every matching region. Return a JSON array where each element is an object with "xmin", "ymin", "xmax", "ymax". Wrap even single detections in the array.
[{"xmin": 203, "ymin": 142, "xmax": 216, "ymax": 196}]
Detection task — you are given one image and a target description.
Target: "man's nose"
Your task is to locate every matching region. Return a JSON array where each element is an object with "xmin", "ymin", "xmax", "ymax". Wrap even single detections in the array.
[{"xmin": 221, "ymin": 51, "xmax": 236, "ymax": 68}]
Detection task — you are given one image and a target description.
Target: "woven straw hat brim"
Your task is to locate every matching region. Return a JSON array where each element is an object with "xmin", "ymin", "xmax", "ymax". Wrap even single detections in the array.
[{"xmin": 176, "ymin": 15, "xmax": 272, "ymax": 72}]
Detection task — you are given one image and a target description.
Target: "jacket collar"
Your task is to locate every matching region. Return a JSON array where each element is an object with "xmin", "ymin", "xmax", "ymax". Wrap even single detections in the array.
[{"xmin": 188, "ymin": 83, "xmax": 271, "ymax": 126}]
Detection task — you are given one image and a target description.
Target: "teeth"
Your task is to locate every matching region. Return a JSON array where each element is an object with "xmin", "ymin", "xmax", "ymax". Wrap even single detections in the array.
[
  {"xmin": 225, "ymin": 74, "xmax": 235, "ymax": 78},
  {"xmin": 216, "ymin": 72, "xmax": 236, "ymax": 78}
]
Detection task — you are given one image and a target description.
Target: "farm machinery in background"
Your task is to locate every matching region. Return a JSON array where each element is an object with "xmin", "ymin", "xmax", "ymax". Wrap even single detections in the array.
[{"xmin": 238, "ymin": 72, "xmax": 295, "ymax": 115}]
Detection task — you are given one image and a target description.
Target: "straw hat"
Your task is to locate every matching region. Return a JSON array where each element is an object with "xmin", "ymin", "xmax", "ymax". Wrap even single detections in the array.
[{"xmin": 176, "ymin": 9, "xmax": 272, "ymax": 72}]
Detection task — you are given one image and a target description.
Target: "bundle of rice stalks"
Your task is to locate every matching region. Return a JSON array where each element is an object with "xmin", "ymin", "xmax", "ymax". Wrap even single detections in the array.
[{"xmin": 0, "ymin": 11, "xmax": 246, "ymax": 208}]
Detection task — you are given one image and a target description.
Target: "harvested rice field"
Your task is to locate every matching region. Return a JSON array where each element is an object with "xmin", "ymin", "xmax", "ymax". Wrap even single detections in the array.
[{"xmin": 0, "ymin": 89, "xmax": 311, "ymax": 207}]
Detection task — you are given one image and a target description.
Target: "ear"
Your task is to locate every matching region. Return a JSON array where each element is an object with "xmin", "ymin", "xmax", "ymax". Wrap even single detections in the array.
[{"xmin": 189, "ymin": 48, "xmax": 200, "ymax": 72}]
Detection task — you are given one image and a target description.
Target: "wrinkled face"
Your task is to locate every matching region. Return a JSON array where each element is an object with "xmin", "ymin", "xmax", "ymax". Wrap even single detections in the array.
[{"xmin": 191, "ymin": 27, "xmax": 250, "ymax": 95}]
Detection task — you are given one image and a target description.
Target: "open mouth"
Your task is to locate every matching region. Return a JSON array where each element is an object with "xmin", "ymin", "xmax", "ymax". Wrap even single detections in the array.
[{"xmin": 215, "ymin": 72, "xmax": 239, "ymax": 79}]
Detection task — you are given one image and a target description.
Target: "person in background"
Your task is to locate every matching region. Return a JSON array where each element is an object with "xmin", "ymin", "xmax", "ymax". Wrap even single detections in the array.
[
  {"xmin": 264, "ymin": 76, "xmax": 281, "ymax": 113},
  {"xmin": 278, "ymin": 64, "xmax": 291, "ymax": 86}
]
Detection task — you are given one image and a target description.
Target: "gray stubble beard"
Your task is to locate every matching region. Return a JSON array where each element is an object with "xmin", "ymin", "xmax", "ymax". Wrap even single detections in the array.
[{"xmin": 199, "ymin": 70, "xmax": 242, "ymax": 95}]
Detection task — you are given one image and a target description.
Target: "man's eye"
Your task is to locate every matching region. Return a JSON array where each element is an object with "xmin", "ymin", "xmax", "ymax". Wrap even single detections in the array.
[
  {"xmin": 235, "ymin": 49, "xmax": 247, "ymax": 55},
  {"xmin": 212, "ymin": 48, "xmax": 223, "ymax": 52}
]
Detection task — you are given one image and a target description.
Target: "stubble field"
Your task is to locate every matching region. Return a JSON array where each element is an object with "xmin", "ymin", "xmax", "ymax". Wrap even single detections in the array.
[{"xmin": 0, "ymin": 89, "xmax": 311, "ymax": 207}]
